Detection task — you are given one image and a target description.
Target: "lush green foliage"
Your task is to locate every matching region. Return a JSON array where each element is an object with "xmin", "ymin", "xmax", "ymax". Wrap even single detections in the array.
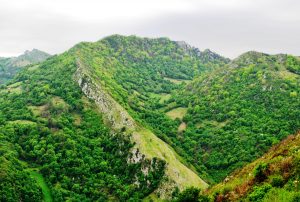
[
  {"xmin": 167, "ymin": 53, "xmax": 300, "ymax": 181},
  {"xmin": 248, "ymin": 184, "xmax": 272, "ymax": 201},
  {"xmin": 66, "ymin": 36, "xmax": 300, "ymax": 184},
  {"xmin": 286, "ymin": 55, "xmax": 300, "ymax": 74},
  {"xmin": 0, "ymin": 138, "xmax": 43, "ymax": 202},
  {"xmin": 2, "ymin": 35, "xmax": 300, "ymax": 201},
  {"xmin": 254, "ymin": 163, "xmax": 269, "ymax": 182},
  {"xmin": 0, "ymin": 51, "xmax": 165, "ymax": 201}
]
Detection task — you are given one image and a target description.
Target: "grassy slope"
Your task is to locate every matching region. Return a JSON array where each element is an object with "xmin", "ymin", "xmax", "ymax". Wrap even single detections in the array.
[
  {"xmin": 166, "ymin": 107, "xmax": 188, "ymax": 120},
  {"xmin": 164, "ymin": 77, "xmax": 192, "ymax": 84},
  {"xmin": 132, "ymin": 128, "xmax": 208, "ymax": 190}
]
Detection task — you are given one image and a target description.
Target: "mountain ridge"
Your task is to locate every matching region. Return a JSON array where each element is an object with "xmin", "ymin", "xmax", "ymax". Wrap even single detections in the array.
[{"xmin": 1, "ymin": 34, "xmax": 300, "ymax": 201}]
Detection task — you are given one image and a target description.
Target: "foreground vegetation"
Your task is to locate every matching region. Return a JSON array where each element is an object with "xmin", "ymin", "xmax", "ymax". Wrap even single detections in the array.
[{"xmin": 207, "ymin": 132, "xmax": 300, "ymax": 201}]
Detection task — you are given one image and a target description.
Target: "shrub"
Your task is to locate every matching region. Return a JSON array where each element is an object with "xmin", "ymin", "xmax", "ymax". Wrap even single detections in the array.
[
  {"xmin": 254, "ymin": 163, "xmax": 269, "ymax": 182},
  {"xmin": 292, "ymin": 192, "xmax": 300, "ymax": 202},
  {"xmin": 262, "ymin": 188, "xmax": 299, "ymax": 202},
  {"xmin": 176, "ymin": 187, "xmax": 209, "ymax": 202},
  {"xmin": 248, "ymin": 184, "xmax": 272, "ymax": 201},
  {"xmin": 270, "ymin": 175, "xmax": 284, "ymax": 187},
  {"xmin": 176, "ymin": 187, "xmax": 200, "ymax": 202}
]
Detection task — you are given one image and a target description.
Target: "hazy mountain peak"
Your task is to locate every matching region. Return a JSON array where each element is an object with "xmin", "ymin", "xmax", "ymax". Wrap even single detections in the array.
[
  {"xmin": 0, "ymin": 49, "xmax": 51, "ymax": 84},
  {"xmin": 16, "ymin": 49, "xmax": 51, "ymax": 63}
]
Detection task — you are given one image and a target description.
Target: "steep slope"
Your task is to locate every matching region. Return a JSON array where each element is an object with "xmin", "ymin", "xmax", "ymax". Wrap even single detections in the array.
[
  {"xmin": 0, "ymin": 35, "xmax": 230, "ymax": 201},
  {"xmin": 70, "ymin": 35, "xmax": 226, "ymax": 196},
  {"xmin": 207, "ymin": 132, "xmax": 300, "ymax": 201},
  {"xmin": 0, "ymin": 49, "xmax": 50, "ymax": 84},
  {"xmin": 163, "ymin": 52, "xmax": 300, "ymax": 182}
]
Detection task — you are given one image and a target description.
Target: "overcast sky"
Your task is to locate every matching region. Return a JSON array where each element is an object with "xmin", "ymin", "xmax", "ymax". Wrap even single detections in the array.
[{"xmin": 0, "ymin": 0, "xmax": 299, "ymax": 58}]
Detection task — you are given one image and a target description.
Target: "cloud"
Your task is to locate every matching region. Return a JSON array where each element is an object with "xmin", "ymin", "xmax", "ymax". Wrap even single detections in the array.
[
  {"xmin": 0, "ymin": 0, "xmax": 299, "ymax": 58},
  {"xmin": 130, "ymin": 3, "xmax": 300, "ymax": 58}
]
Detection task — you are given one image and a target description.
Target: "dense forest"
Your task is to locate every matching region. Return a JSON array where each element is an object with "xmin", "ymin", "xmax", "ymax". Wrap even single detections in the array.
[{"xmin": 1, "ymin": 35, "xmax": 300, "ymax": 201}]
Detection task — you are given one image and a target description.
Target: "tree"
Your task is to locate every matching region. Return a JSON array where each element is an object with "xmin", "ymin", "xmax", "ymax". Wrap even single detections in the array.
[{"xmin": 176, "ymin": 187, "xmax": 209, "ymax": 202}]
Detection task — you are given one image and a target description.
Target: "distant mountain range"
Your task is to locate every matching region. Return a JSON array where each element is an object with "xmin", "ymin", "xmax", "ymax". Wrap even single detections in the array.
[{"xmin": 0, "ymin": 49, "xmax": 51, "ymax": 84}]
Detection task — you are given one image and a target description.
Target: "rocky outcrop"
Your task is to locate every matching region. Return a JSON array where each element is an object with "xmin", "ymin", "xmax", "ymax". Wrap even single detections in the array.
[
  {"xmin": 176, "ymin": 41, "xmax": 230, "ymax": 64},
  {"xmin": 74, "ymin": 59, "xmax": 135, "ymax": 130},
  {"xmin": 176, "ymin": 41, "xmax": 201, "ymax": 57}
]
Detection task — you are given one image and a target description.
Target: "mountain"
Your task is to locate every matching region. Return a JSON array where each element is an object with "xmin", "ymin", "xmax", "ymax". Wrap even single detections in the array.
[
  {"xmin": 207, "ymin": 132, "xmax": 300, "ymax": 201},
  {"xmin": 0, "ymin": 49, "xmax": 51, "ymax": 84},
  {"xmin": 0, "ymin": 35, "xmax": 229, "ymax": 201},
  {"xmin": 1, "ymin": 35, "xmax": 300, "ymax": 201}
]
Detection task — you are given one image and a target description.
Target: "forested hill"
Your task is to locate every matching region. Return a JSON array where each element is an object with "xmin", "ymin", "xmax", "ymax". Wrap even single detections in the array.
[
  {"xmin": 1, "ymin": 34, "xmax": 300, "ymax": 201},
  {"xmin": 0, "ymin": 49, "xmax": 50, "ymax": 84},
  {"xmin": 169, "ymin": 51, "xmax": 300, "ymax": 182}
]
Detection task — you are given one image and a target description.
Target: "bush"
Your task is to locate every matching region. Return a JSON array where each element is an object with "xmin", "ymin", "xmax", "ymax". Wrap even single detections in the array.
[
  {"xmin": 248, "ymin": 184, "xmax": 272, "ymax": 201},
  {"xmin": 177, "ymin": 187, "xmax": 200, "ymax": 202},
  {"xmin": 270, "ymin": 175, "xmax": 284, "ymax": 187},
  {"xmin": 262, "ymin": 188, "xmax": 299, "ymax": 202},
  {"xmin": 176, "ymin": 187, "xmax": 209, "ymax": 202},
  {"xmin": 292, "ymin": 192, "xmax": 300, "ymax": 202},
  {"xmin": 254, "ymin": 163, "xmax": 269, "ymax": 182}
]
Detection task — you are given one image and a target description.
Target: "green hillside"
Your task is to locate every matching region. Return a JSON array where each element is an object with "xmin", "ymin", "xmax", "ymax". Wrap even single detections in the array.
[
  {"xmin": 1, "ymin": 35, "xmax": 225, "ymax": 201},
  {"xmin": 165, "ymin": 52, "xmax": 300, "ymax": 182},
  {"xmin": 1, "ymin": 35, "xmax": 300, "ymax": 201}
]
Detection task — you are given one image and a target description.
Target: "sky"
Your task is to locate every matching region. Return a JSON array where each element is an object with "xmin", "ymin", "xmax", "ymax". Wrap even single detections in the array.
[{"xmin": 0, "ymin": 0, "xmax": 299, "ymax": 58}]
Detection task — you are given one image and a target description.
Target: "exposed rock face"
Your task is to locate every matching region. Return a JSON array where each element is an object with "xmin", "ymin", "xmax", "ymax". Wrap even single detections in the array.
[
  {"xmin": 128, "ymin": 148, "xmax": 145, "ymax": 164},
  {"xmin": 176, "ymin": 41, "xmax": 230, "ymax": 63},
  {"xmin": 176, "ymin": 41, "xmax": 201, "ymax": 57},
  {"xmin": 74, "ymin": 59, "xmax": 135, "ymax": 130},
  {"xmin": 200, "ymin": 49, "xmax": 229, "ymax": 62}
]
